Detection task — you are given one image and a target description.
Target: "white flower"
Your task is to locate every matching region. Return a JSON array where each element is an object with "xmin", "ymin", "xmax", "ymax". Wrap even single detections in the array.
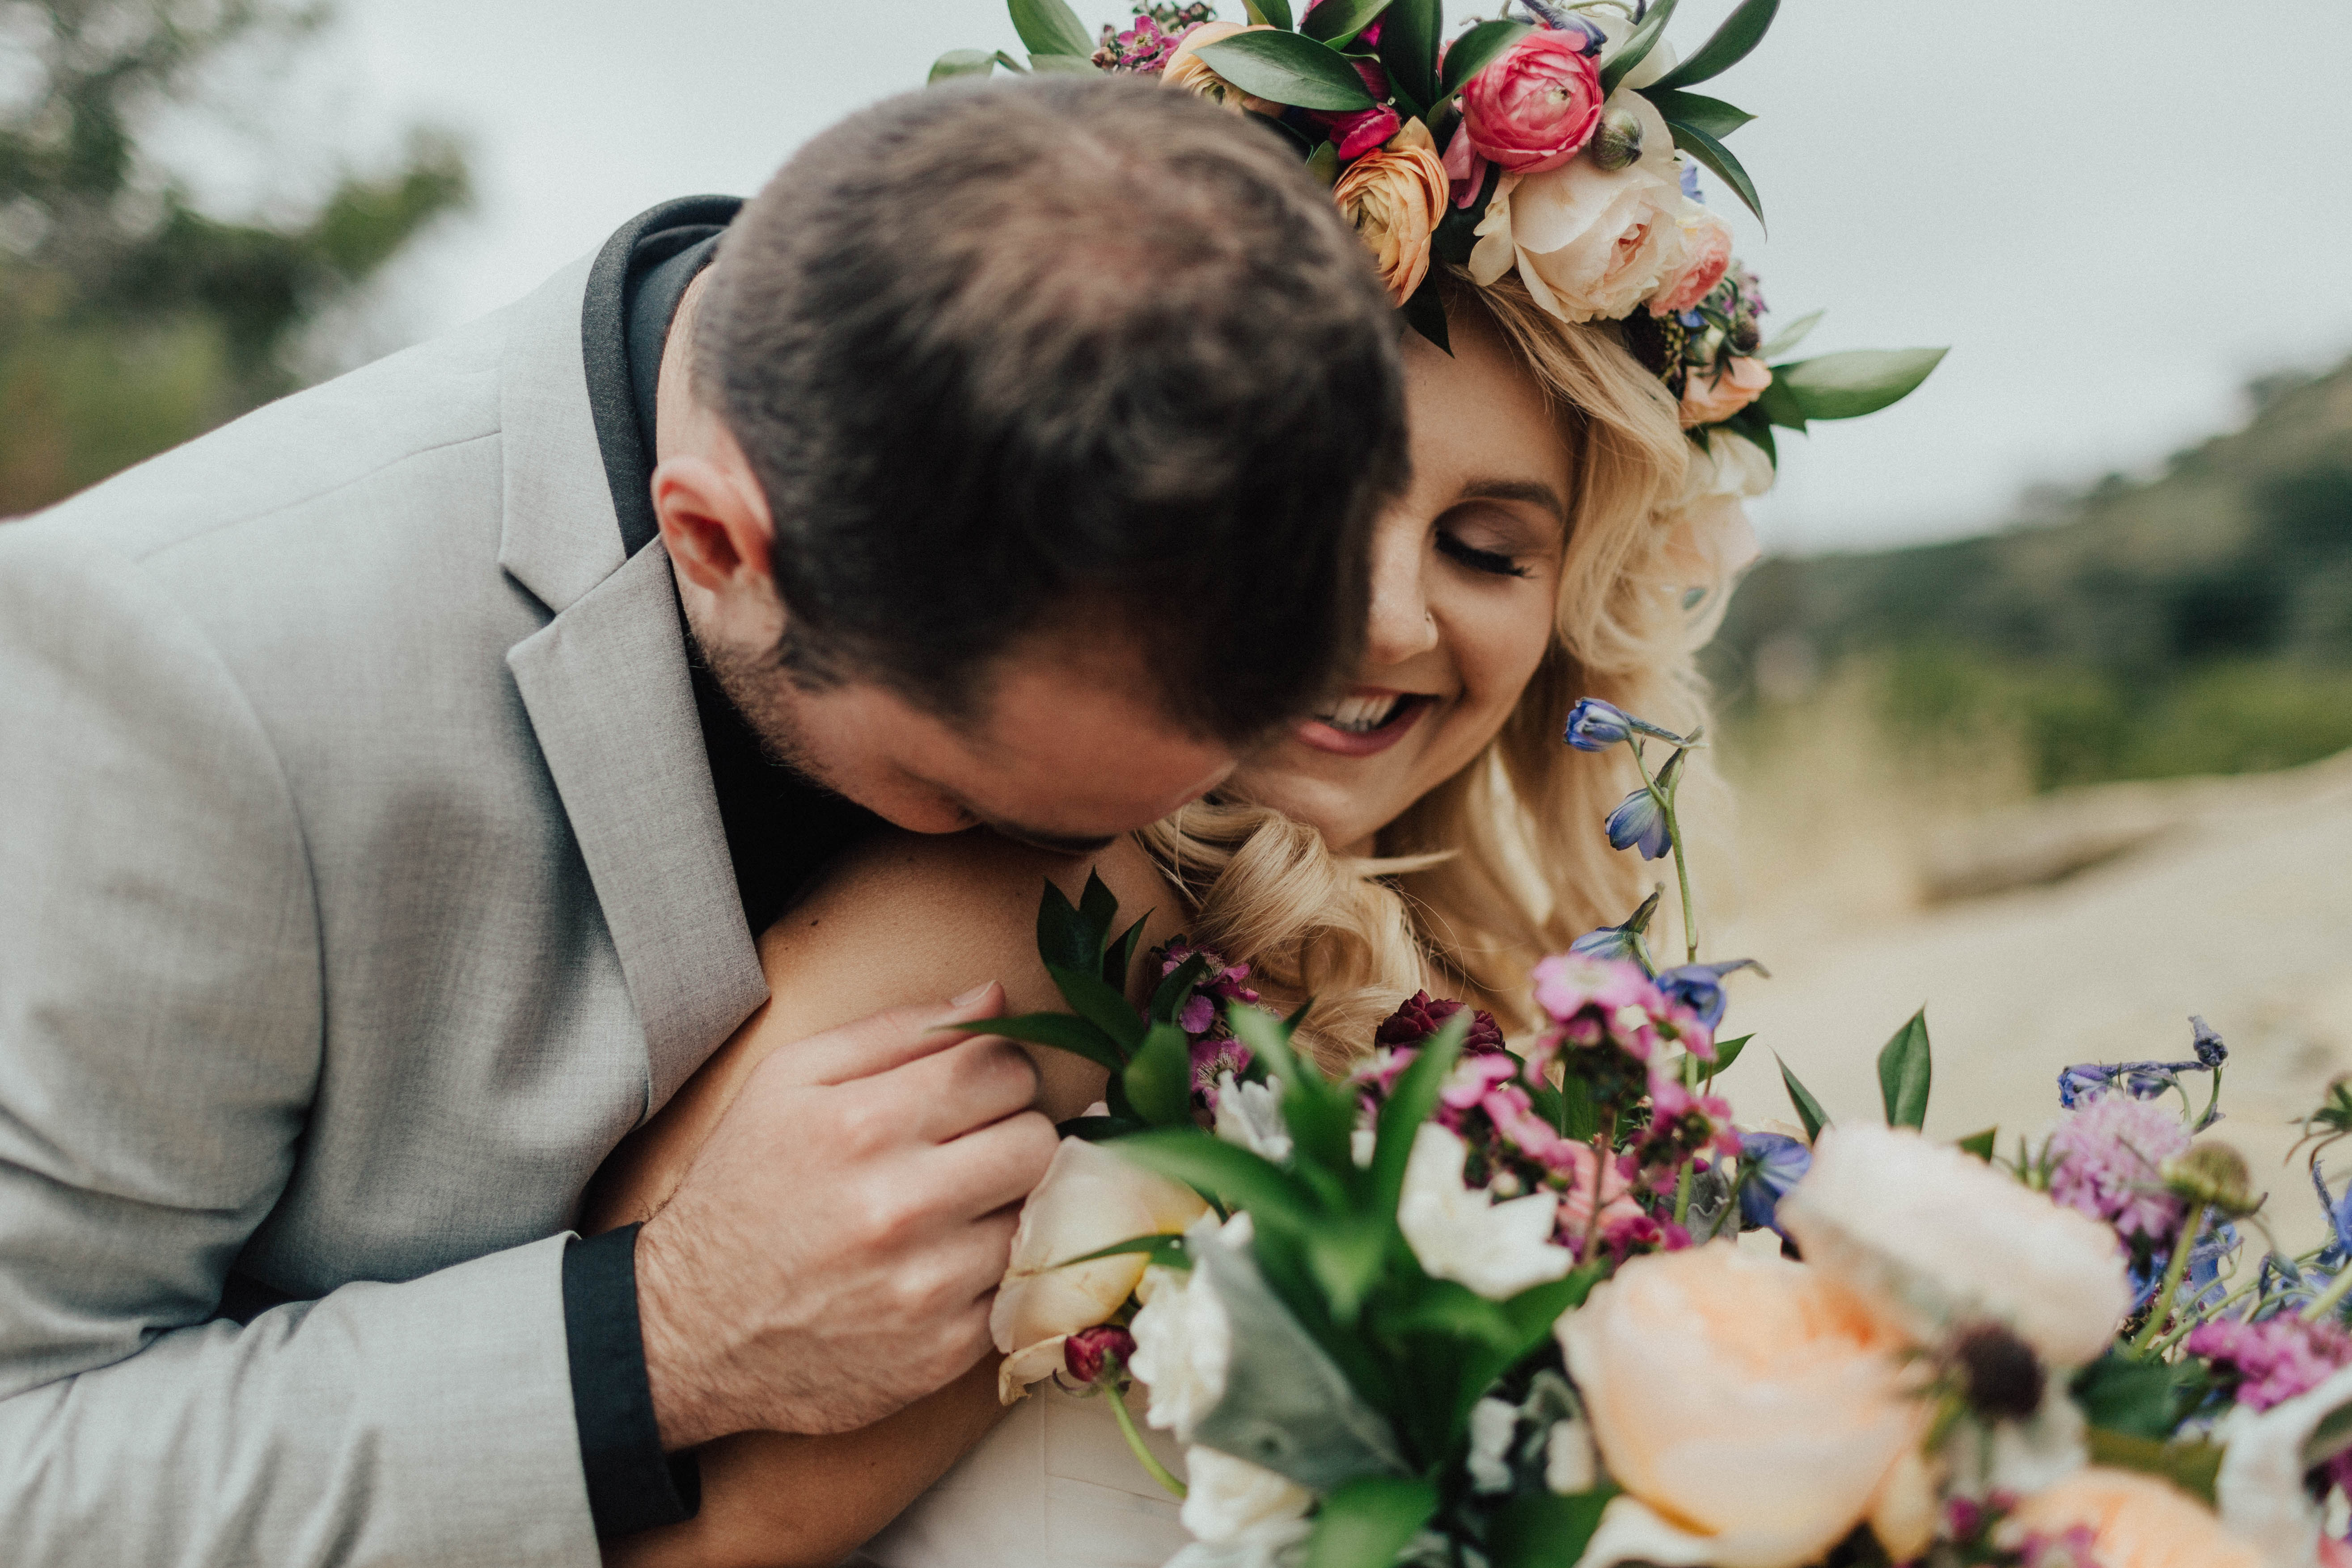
[
  {"xmin": 1129, "ymin": 1213, "xmax": 1248, "ymax": 1440},
  {"xmin": 990, "ymin": 1124, "xmax": 1209, "ymax": 1402},
  {"xmin": 1350, "ymin": 1126, "xmax": 1376, "ymax": 1168},
  {"xmin": 1545, "ymin": 1415, "xmax": 1598, "ymax": 1495},
  {"xmin": 1214, "ymin": 1073, "xmax": 1292, "ymax": 1163},
  {"xmin": 1778, "ymin": 1124, "xmax": 2131, "ymax": 1367},
  {"xmin": 1468, "ymin": 91, "xmax": 1691, "ymax": 324},
  {"xmin": 2216, "ymin": 1362, "xmax": 2352, "ymax": 1564},
  {"xmin": 1178, "ymin": 1445, "xmax": 1314, "ymax": 1559},
  {"xmin": 1468, "ymin": 1397, "xmax": 1519, "ymax": 1493},
  {"xmin": 1396, "ymin": 1122, "xmax": 1576, "ymax": 1299},
  {"xmin": 1942, "ymin": 1393, "xmax": 2087, "ymax": 1500}
]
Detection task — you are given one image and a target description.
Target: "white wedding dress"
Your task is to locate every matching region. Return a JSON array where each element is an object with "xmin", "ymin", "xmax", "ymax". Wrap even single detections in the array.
[{"xmin": 848, "ymin": 1377, "xmax": 1193, "ymax": 1568}]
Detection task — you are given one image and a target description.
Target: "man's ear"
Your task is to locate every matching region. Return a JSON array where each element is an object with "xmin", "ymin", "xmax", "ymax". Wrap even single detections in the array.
[{"xmin": 653, "ymin": 445, "xmax": 775, "ymax": 598}]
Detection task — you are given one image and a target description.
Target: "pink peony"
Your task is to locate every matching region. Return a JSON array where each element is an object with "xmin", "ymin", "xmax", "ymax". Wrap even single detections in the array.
[
  {"xmin": 1650, "ymin": 206, "xmax": 1735, "ymax": 316},
  {"xmin": 1678, "ymin": 356, "xmax": 1772, "ymax": 427},
  {"xmin": 2047, "ymin": 1090, "xmax": 2191, "ymax": 1245},
  {"xmin": 1460, "ymin": 28, "xmax": 1607, "ymax": 174}
]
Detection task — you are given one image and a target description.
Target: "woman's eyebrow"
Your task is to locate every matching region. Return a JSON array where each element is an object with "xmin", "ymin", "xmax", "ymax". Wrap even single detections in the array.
[{"xmin": 1456, "ymin": 478, "xmax": 1567, "ymax": 522}]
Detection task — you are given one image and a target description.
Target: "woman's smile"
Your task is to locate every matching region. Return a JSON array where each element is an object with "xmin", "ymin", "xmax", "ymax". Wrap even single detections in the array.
[{"xmin": 1295, "ymin": 689, "xmax": 1437, "ymax": 756}]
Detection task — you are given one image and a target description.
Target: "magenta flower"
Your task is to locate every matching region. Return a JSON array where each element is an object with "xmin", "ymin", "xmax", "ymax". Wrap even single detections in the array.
[
  {"xmin": 1064, "ymin": 1324, "xmax": 1140, "ymax": 1385},
  {"xmin": 2185, "ymin": 1314, "xmax": 2352, "ymax": 1412},
  {"xmin": 1375, "ymin": 991, "xmax": 1506, "ymax": 1055},
  {"xmin": 1459, "ymin": 25, "xmax": 1606, "ymax": 174},
  {"xmin": 2045, "ymin": 1090, "xmax": 2191, "ymax": 1246},
  {"xmin": 1633, "ymin": 1077, "xmax": 1742, "ymax": 1173}
]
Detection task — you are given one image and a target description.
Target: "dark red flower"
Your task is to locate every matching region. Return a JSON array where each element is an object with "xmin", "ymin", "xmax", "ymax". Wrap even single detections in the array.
[
  {"xmin": 1064, "ymin": 1324, "xmax": 1138, "ymax": 1385},
  {"xmin": 1375, "ymin": 991, "xmax": 1506, "ymax": 1055}
]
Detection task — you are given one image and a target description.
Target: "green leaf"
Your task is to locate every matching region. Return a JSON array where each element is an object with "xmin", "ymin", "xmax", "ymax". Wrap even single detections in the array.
[
  {"xmin": 1777, "ymin": 1055, "xmax": 1831, "ymax": 1141},
  {"xmin": 927, "ymin": 49, "xmax": 998, "ymax": 83},
  {"xmin": 1957, "ymin": 1126, "xmax": 1998, "ymax": 1162},
  {"xmin": 1110, "ymin": 1127, "xmax": 1320, "ymax": 1228},
  {"xmin": 1124, "ymin": 1021, "xmax": 1198, "ymax": 1127},
  {"xmin": 1774, "ymin": 347, "xmax": 1949, "ymax": 421},
  {"xmin": 1438, "ymin": 18, "xmax": 1531, "ymax": 98},
  {"xmin": 1105, "ymin": 914, "xmax": 1149, "ymax": 992},
  {"xmin": 992, "ymin": 49, "xmax": 1030, "ymax": 73},
  {"xmin": 1370, "ymin": 1014, "xmax": 1469, "ymax": 1215},
  {"xmin": 1056, "ymin": 1113, "xmax": 1143, "ymax": 1141},
  {"xmin": 2071, "ymin": 1350, "xmax": 2203, "ymax": 1440},
  {"xmin": 1052, "ymin": 1231, "xmax": 1192, "ymax": 1270},
  {"xmin": 1720, "ymin": 403, "xmax": 1779, "ymax": 466},
  {"xmin": 1666, "ymin": 116, "xmax": 1763, "ymax": 226},
  {"xmin": 1147, "ymin": 950, "xmax": 1213, "ymax": 1026},
  {"xmin": 1047, "ymin": 962, "xmax": 1148, "ymax": 1054},
  {"xmin": 1304, "ymin": 1215, "xmax": 1393, "ymax": 1323},
  {"xmin": 1195, "ymin": 30, "xmax": 1376, "ymax": 110},
  {"xmin": 1488, "ymin": 1487, "xmax": 1619, "ymax": 1568},
  {"xmin": 1243, "ymin": 0, "xmax": 1295, "ymax": 28},
  {"xmin": 1597, "ymin": 0, "xmax": 1677, "ymax": 97},
  {"xmin": 1303, "ymin": 1475, "xmax": 1438, "ymax": 1568},
  {"xmin": 1756, "ymin": 307, "xmax": 1823, "ymax": 359},
  {"xmin": 1648, "ymin": 0, "xmax": 1778, "ymax": 91},
  {"xmin": 1708, "ymin": 1033, "xmax": 1752, "ymax": 1076},
  {"xmin": 1077, "ymin": 870, "xmax": 1119, "ymax": 947},
  {"xmin": 2085, "ymin": 1429, "xmax": 2223, "ymax": 1505},
  {"xmin": 2306, "ymin": 1398, "xmax": 2352, "ymax": 1471},
  {"xmin": 1377, "ymin": 0, "xmax": 1440, "ymax": 110},
  {"xmin": 1305, "ymin": 139, "xmax": 1340, "ymax": 187},
  {"xmin": 1752, "ymin": 371, "xmax": 1807, "ymax": 432},
  {"xmin": 1876, "ymin": 1008, "xmax": 1932, "ymax": 1128},
  {"xmin": 1301, "ymin": 0, "xmax": 1393, "ymax": 49},
  {"xmin": 1400, "ymin": 270, "xmax": 1451, "ymax": 354},
  {"xmin": 1643, "ymin": 88, "xmax": 1752, "ymax": 141},
  {"xmin": 982, "ymin": 1011, "xmax": 1128, "ymax": 1073},
  {"xmin": 1009, "ymin": 0, "xmax": 1093, "ymax": 57},
  {"xmin": 1028, "ymin": 52, "xmax": 1100, "ymax": 72},
  {"xmin": 1036, "ymin": 879, "xmax": 1093, "ymax": 973}
]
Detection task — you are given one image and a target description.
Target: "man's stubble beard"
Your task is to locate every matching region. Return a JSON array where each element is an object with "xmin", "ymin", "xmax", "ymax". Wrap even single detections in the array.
[{"xmin": 687, "ymin": 612, "xmax": 846, "ymax": 799}]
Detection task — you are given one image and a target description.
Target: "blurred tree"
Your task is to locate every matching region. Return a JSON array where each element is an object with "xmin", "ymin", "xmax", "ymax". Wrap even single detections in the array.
[{"xmin": 0, "ymin": 0, "xmax": 469, "ymax": 514}]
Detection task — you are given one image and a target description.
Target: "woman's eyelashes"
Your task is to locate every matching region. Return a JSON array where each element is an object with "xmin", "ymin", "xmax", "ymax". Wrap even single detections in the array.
[{"xmin": 1434, "ymin": 527, "xmax": 1535, "ymax": 579}]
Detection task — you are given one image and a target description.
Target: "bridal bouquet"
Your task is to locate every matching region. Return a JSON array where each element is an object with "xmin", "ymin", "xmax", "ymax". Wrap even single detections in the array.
[{"xmin": 979, "ymin": 703, "xmax": 2352, "ymax": 1568}]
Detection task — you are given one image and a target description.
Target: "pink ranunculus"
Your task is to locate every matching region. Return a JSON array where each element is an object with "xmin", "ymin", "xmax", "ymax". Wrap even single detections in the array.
[
  {"xmin": 1650, "ymin": 205, "xmax": 1735, "ymax": 316},
  {"xmin": 1679, "ymin": 356, "xmax": 1772, "ymax": 428},
  {"xmin": 1440, "ymin": 120, "xmax": 1488, "ymax": 209},
  {"xmin": 1460, "ymin": 28, "xmax": 1607, "ymax": 174}
]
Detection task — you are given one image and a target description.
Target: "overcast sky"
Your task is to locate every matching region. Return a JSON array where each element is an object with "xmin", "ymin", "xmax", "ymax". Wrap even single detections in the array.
[{"xmin": 222, "ymin": 0, "xmax": 2352, "ymax": 553}]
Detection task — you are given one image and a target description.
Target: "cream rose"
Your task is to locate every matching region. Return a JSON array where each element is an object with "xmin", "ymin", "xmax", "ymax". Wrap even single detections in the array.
[
  {"xmin": 1778, "ymin": 1124, "xmax": 2132, "ymax": 1369},
  {"xmin": 990, "ymin": 1129, "xmax": 1209, "ymax": 1402},
  {"xmin": 1128, "ymin": 1212, "xmax": 1248, "ymax": 1439},
  {"xmin": 1332, "ymin": 118, "xmax": 1449, "ymax": 304},
  {"xmin": 2001, "ymin": 1467, "xmax": 2260, "ymax": 1568},
  {"xmin": 1162, "ymin": 22, "xmax": 1280, "ymax": 115},
  {"xmin": 1559, "ymin": 1243, "xmax": 1923, "ymax": 1568},
  {"xmin": 1466, "ymin": 90, "xmax": 1689, "ymax": 324},
  {"xmin": 1175, "ymin": 1446, "xmax": 1314, "ymax": 1564}
]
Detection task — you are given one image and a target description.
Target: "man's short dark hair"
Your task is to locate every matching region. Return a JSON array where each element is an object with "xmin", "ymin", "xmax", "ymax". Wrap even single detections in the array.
[{"xmin": 698, "ymin": 76, "xmax": 1408, "ymax": 742}]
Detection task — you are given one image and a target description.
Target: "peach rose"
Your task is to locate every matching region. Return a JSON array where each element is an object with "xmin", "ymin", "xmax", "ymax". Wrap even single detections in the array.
[
  {"xmin": 2001, "ymin": 1468, "xmax": 2260, "ymax": 1568},
  {"xmin": 1650, "ymin": 206, "xmax": 1734, "ymax": 316},
  {"xmin": 990, "ymin": 1128, "xmax": 1208, "ymax": 1402},
  {"xmin": 1678, "ymin": 356, "xmax": 1772, "ymax": 427},
  {"xmin": 1559, "ymin": 1243, "xmax": 1925, "ymax": 1567},
  {"xmin": 1466, "ymin": 90, "xmax": 1690, "ymax": 323},
  {"xmin": 1162, "ymin": 22, "xmax": 1281, "ymax": 115},
  {"xmin": 1332, "ymin": 118, "xmax": 1449, "ymax": 304}
]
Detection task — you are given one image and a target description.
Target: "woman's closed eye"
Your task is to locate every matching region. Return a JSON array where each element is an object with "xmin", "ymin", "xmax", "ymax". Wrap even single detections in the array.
[{"xmin": 1434, "ymin": 528, "xmax": 1535, "ymax": 579}]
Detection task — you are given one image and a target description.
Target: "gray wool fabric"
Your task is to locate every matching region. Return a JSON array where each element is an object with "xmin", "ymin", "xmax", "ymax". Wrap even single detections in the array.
[{"xmin": 0, "ymin": 255, "xmax": 766, "ymax": 1565}]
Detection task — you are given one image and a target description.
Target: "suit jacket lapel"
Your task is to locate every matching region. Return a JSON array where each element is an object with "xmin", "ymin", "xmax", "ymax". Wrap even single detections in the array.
[{"xmin": 495, "ymin": 245, "xmax": 766, "ymax": 1117}]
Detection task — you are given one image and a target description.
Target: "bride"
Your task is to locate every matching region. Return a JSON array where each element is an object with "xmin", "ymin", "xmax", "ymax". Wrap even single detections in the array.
[{"xmin": 586, "ymin": 246, "xmax": 1759, "ymax": 1567}]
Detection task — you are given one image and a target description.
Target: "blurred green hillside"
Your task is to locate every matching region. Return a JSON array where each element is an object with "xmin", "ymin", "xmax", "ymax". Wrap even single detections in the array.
[
  {"xmin": 0, "ymin": 0, "xmax": 468, "ymax": 517},
  {"xmin": 1714, "ymin": 359, "xmax": 2352, "ymax": 789}
]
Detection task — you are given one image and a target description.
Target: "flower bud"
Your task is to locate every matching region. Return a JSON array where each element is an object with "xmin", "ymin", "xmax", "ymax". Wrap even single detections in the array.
[
  {"xmin": 2163, "ymin": 1142, "xmax": 2260, "ymax": 1218},
  {"xmin": 1587, "ymin": 105, "xmax": 1646, "ymax": 171},
  {"xmin": 1064, "ymin": 1323, "xmax": 1138, "ymax": 1385}
]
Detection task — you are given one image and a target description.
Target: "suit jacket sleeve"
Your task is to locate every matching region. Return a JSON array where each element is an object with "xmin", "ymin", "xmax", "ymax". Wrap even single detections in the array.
[{"xmin": 0, "ymin": 533, "xmax": 599, "ymax": 1567}]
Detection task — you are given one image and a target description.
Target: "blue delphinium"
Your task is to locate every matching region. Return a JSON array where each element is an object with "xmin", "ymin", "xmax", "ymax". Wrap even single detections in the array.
[
  {"xmin": 1562, "ymin": 697, "xmax": 1688, "ymax": 752},
  {"xmin": 1605, "ymin": 785, "xmax": 1671, "ymax": 860},
  {"xmin": 2057, "ymin": 1015, "xmax": 2229, "ymax": 1129},
  {"xmin": 1569, "ymin": 888, "xmax": 1662, "ymax": 971},
  {"xmin": 1654, "ymin": 959, "xmax": 1764, "ymax": 1030},
  {"xmin": 1736, "ymin": 1131, "xmax": 1812, "ymax": 1236}
]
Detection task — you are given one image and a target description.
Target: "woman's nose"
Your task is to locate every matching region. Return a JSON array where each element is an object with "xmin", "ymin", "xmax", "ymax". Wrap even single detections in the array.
[{"xmin": 1362, "ymin": 520, "xmax": 1438, "ymax": 668}]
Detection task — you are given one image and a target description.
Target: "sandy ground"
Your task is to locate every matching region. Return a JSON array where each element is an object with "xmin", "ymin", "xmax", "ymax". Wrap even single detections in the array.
[{"xmin": 1698, "ymin": 741, "xmax": 2352, "ymax": 1251}]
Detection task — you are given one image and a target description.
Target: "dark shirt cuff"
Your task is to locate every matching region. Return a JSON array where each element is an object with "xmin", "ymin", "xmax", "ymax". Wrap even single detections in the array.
[{"xmin": 563, "ymin": 1224, "xmax": 701, "ymax": 1537}]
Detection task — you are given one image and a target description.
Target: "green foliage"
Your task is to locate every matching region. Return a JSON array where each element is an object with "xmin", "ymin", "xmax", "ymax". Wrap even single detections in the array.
[
  {"xmin": 0, "ymin": 0, "xmax": 470, "ymax": 516},
  {"xmin": 929, "ymin": 48, "xmax": 999, "ymax": 80},
  {"xmin": 1597, "ymin": 0, "xmax": 1676, "ymax": 96},
  {"xmin": 1777, "ymin": 1055, "xmax": 1831, "ymax": 1141},
  {"xmin": 1662, "ymin": 115, "xmax": 1761, "ymax": 226},
  {"xmin": 1773, "ymin": 348, "xmax": 1949, "ymax": 423},
  {"xmin": 1956, "ymin": 1126, "xmax": 1998, "ymax": 1161},
  {"xmin": 1303, "ymin": 1475, "xmax": 1438, "ymax": 1568},
  {"xmin": 2072, "ymin": 1349, "xmax": 2205, "ymax": 1439},
  {"xmin": 1875, "ymin": 1009, "xmax": 1931, "ymax": 1128},
  {"xmin": 1194, "ymin": 30, "xmax": 1376, "ymax": 110},
  {"xmin": 1487, "ymin": 1487, "xmax": 1617, "ymax": 1568},
  {"xmin": 1648, "ymin": 0, "xmax": 1778, "ymax": 91},
  {"xmin": 1299, "ymin": 0, "xmax": 1392, "ymax": 48},
  {"xmin": 1008, "ymin": 0, "xmax": 1092, "ymax": 57},
  {"xmin": 1376, "ymin": 0, "xmax": 1441, "ymax": 110}
]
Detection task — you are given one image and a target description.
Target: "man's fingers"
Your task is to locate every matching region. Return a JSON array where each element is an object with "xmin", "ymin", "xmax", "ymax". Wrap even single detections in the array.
[
  {"xmin": 890, "ymin": 1035, "xmax": 1043, "ymax": 1145},
  {"xmin": 766, "ymin": 982, "xmax": 1006, "ymax": 1088},
  {"xmin": 922, "ymin": 1109, "xmax": 1060, "ymax": 1222}
]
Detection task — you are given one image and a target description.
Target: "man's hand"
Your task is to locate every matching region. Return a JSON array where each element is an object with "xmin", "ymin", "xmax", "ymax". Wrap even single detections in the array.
[{"xmin": 634, "ymin": 982, "xmax": 1055, "ymax": 1449}]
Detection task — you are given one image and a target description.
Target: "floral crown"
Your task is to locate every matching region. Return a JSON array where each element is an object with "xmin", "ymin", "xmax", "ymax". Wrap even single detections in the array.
[{"xmin": 934, "ymin": 0, "xmax": 1942, "ymax": 490}]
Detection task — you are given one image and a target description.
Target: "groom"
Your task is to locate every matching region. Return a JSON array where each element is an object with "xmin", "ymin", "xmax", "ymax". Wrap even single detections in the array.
[{"xmin": 0, "ymin": 79, "xmax": 1403, "ymax": 1566}]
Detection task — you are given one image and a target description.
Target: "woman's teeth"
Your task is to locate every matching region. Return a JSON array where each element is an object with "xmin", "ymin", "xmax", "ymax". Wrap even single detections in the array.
[{"xmin": 1318, "ymin": 693, "xmax": 1407, "ymax": 734}]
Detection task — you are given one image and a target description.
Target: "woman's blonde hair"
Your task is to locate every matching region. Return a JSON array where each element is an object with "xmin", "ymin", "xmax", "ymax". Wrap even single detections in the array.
[{"xmin": 1135, "ymin": 266, "xmax": 1730, "ymax": 1069}]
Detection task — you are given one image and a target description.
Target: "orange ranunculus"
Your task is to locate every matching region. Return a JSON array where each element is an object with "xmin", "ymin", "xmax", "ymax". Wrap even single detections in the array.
[
  {"xmin": 1560, "ymin": 1242, "xmax": 1925, "ymax": 1568},
  {"xmin": 1332, "ymin": 119, "xmax": 1449, "ymax": 305},
  {"xmin": 1161, "ymin": 22, "xmax": 1280, "ymax": 115}
]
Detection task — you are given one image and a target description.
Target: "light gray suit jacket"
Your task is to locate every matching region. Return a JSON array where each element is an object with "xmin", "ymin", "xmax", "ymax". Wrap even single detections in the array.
[{"xmin": 0, "ymin": 253, "xmax": 770, "ymax": 1564}]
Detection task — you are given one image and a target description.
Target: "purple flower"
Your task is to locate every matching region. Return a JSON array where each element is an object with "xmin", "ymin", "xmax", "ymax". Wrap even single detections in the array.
[
  {"xmin": 1189, "ymin": 1034, "xmax": 1251, "ymax": 1105},
  {"xmin": 1605, "ymin": 784, "xmax": 1671, "ymax": 860},
  {"xmin": 2185, "ymin": 1314, "xmax": 2352, "ymax": 1412},
  {"xmin": 1568, "ymin": 889, "xmax": 1661, "ymax": 968},
  {"xmin": 1653, "ymin": 959, "xmax": 1762, "ymax": 1030},
  {"xmin": 2046, "ymin": 1090, "xmax": 2191, "ymax": 1245},
  {"xmin": 1562, "ymin": 697, "xmax": 1686, "ymax": 751},
  {"xmin": 2057, "ymin": 1017, "xmax": 2229, "ymax": 1128},
  {"xmin": 1178, "ymin": 994, "xmax": 1217, "ymax": 1036},
  {"xmin": 1736, "ymin": 1130, "xmax": 1812, "ymax": 1235}
]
